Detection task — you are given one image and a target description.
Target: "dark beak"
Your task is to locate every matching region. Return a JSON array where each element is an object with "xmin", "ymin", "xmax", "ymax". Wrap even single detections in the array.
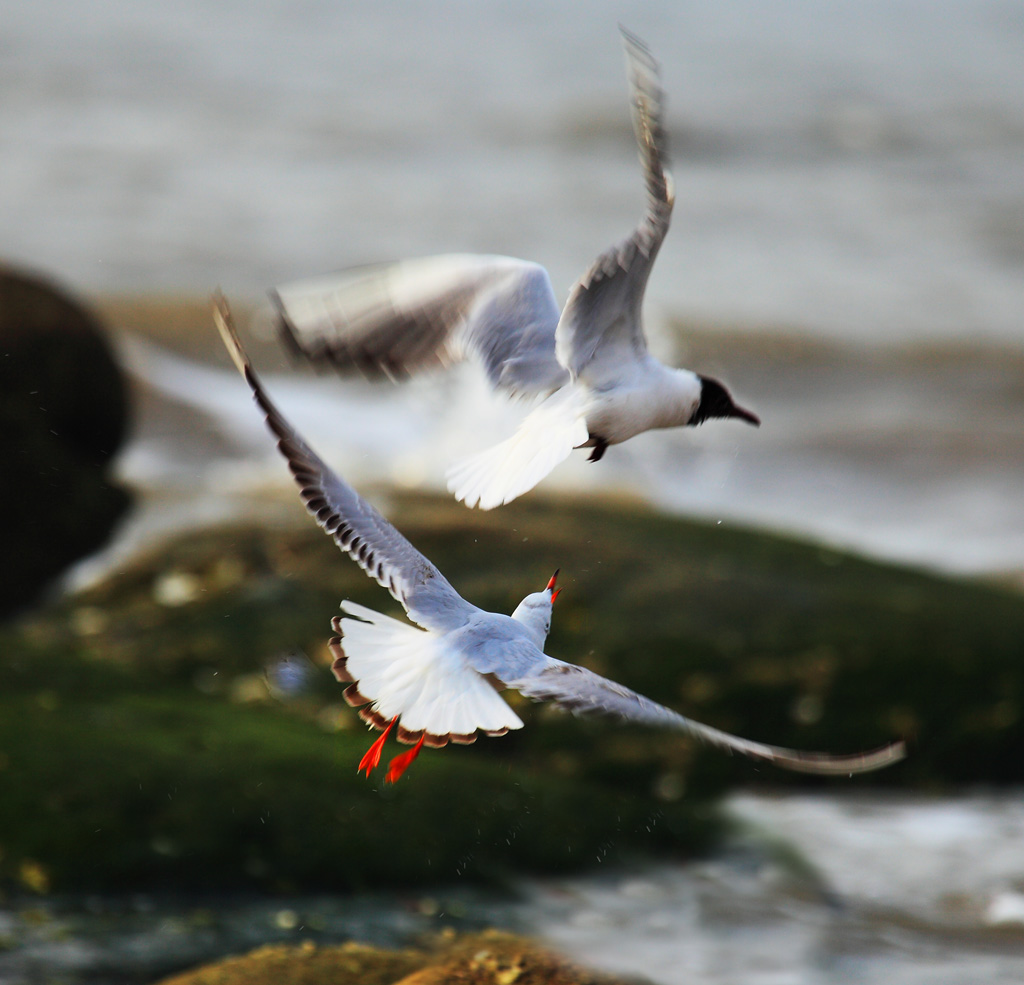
[{"xmin": 731, "ymin": 404, "xmax": 761, "ymax": 427}]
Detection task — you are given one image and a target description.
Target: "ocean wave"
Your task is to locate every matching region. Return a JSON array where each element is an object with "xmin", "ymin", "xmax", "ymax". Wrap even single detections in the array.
[
  {"xmin": 660, "ymin": 314, "xmax": 1024, "ymax": 369},
  {"xmin": 97, "ymin": 321, "xmax": 1024, "ymax": 582}
]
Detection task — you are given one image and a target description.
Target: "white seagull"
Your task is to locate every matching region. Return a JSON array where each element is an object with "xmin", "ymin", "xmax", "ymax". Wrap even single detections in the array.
[
  {"xmin": 215, "ymin": 295, "xmax": 903, "ymax": 782},
  {"xmin": 271, "ymin": 28, "xmax": 759, "ymax": 511}
]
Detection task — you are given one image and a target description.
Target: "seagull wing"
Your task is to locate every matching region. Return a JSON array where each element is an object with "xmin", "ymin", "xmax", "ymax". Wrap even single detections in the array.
[
  {"xmin": 272, "ymin": 254, "xmax": 568, "ymax": 399},
  {"xmin": 555, "ymin": 27, "xmax": 674, "ymax": 384},
  {"xmin": 214, "ymin": 295, "xmax": 477, "ymax": 633},
  {"xmin": 507, "ymin": 656, "xmax": 905, "ymax": 776}
]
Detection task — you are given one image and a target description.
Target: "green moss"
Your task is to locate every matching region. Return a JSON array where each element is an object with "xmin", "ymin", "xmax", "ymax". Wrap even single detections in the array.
[
  {"xmin": 0, "ymin": 603, "xmax": 716, "ymax": 893},
  {"xmin": 3, "ymin": 493, "xmax": 1024, "ymax": 893}
]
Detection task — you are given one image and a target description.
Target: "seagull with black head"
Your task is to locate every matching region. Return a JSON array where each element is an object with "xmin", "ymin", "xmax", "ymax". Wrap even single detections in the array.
[{"xmin": 271, "ymin": 28, "xmax": 759, "ymax": 510}]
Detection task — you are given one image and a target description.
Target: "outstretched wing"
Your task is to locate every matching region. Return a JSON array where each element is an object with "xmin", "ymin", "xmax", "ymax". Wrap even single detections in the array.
[
  {"xmin": 507, "ymin": 656, "xmax": 905, "ymax": 776},
  {"xmin": 213, "ymin": 294, "xmax": 477, "ymax": 633},
  {"xmin": 555, "ymin": 27, "xmax": 674, "ymax": 383},
  {"xmin": 272, "ymin": 254, "xmax": 568, "ymax": 399}
]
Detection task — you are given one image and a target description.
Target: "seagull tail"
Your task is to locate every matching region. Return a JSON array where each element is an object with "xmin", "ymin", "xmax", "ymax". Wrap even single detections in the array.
[
  {"xmin": 330, "ymin": 601, "xmax": 523, "ymax": 746},
  {"xmin": 445, "ymin": 388, "xmax": 589, "ymax": 510}
]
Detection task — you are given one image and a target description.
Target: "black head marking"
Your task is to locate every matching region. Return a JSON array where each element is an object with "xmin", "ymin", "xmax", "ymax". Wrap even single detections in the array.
[{"xmin": 691, "ymin": 376, "xmax": 761, "ymax": 427}]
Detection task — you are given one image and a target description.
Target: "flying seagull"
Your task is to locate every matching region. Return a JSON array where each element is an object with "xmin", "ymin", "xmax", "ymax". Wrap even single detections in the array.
[
  {"xmin": 214, "ymin": 295, "xmax": 902, "ymax": 782},
  {"xmin": 271, "ymin": 28, "xmax": 759, "ymax": 510}
]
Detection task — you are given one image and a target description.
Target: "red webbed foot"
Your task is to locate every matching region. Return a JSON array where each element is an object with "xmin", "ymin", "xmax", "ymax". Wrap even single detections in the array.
[
  {"xmin": 358, "ymin": 716, "xmax": 397, "ymax": 776},
  {"xmin": 385, "ymin": 734, "xmax": 425, "ymax": 783}
]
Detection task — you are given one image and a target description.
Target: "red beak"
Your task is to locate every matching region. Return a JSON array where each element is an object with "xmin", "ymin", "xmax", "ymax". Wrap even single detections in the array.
[{"xmin": 547, "ymin": 569, "xmax": 560, "ymax": 603}]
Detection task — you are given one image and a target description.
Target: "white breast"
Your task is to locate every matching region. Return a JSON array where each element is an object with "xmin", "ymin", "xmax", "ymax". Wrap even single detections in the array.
[{"xmin": 582, "ymin": 362, "xmax": 701, "ymax": 444}]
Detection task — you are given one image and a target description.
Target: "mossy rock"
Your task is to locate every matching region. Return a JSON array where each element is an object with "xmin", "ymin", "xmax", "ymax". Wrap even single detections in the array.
[
  {"xmin": 154, "ymin": 930, "xmax": 636, "ymax": 985},
  {"xmin": 3, "ymin": 494, "xmax": 1024, "ymax": 894},
  {"xmin": 154, "ymin": 938, "xmax": 426, "ymax": 985}
]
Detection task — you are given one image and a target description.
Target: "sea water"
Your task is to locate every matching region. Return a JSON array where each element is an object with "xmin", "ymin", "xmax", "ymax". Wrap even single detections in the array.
[
  {"xmin": 4, "ymin": 793, "xmax": 1024, "ymax": 985},
  {"xmin": 5, "ymin": 0, "xmax": 1024, "ymax": 577},
  {"xmin": 2, "ymin": 0, "xmax": 1023, "ymax": 346}
]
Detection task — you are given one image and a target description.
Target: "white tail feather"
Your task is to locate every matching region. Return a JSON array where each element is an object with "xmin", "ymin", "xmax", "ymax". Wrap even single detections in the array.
[
  {"xmin": 446, "ymin": 388, "xmax": 589, "ymax": 509},
  {"xmin": 339, "ymin": 601, "xmax": 523, "ymax": 736}
]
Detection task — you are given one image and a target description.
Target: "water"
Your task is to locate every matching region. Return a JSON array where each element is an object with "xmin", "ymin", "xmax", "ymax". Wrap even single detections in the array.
[
  {"xmin": 6, "ymin": 0, "xmax": 1024, "ymax": 576},
  {"xmin": 2, "ymin": 0, "xmax": 1023, "ymax": 346},
  {"xmin": 531, "ymin": 792, "xmax": 1024, "ymax": 984},
  {"xmin": 4, "ymin": 793, "xmax": 1024, "ymax": 984},
  {"xmin": 95, "ymin": 330, "xmax": 1024, "ymax": 583}
]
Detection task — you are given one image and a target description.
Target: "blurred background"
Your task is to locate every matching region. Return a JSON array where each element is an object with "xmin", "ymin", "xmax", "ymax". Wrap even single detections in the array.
[
  {"xmin": 2, "ymin": 1, "xmax": 1024, "ymax": 983},
  {"xmin": 4, "ymin": 0, "xmax": 1024, "ymax": 575}
]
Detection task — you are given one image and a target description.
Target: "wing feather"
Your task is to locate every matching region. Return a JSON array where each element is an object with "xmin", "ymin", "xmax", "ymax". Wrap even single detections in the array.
[
  {"xmin": 555, "ymin": 27, "xmax": 674, "ymax": 382},
  {"xmin": 213, "ymin": 294, "xmax": 476, "ymax": 632},
  {"xmin": 508, "ymin": 657, "xmax": 905, "ymax": 776},
  {"xmin": 273, "ymin": 255, "xmax": 567, "ymax": 398}
]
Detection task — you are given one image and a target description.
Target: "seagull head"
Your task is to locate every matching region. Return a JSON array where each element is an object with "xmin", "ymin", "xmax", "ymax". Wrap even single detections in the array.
[
  {"xmin": 691, "ymin": 376, "xmax": 760, "ymax": 428},
  {"xmin": 511, "ymin": 569, "xmax": 560, "ymax": 646}
]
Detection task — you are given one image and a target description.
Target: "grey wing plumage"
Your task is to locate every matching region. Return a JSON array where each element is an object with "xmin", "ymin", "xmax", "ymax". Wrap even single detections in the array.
[
  {"xmin": 273, "ymin": 254, "xmax": 568, "ymax": 399},
  {"xmin": 213, "ymin": 294, "xmax": 476, "ymax": 633},
  {"xmin": 507, "ymin": 657, "xmax": 906, "ymax": 776},
  {"xmin": 555, "ymin": 27, "xmax": 674, "ymax": 380}
]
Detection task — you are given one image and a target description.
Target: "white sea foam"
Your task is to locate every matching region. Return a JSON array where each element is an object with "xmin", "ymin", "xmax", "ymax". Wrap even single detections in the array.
[
  {"xmin": 518, "ymin": 792, "xmax": 1024, "ymax": 985},
  {"xmin": 96, "ymin": 331, "xmax": 1024, "ymax": 584}
]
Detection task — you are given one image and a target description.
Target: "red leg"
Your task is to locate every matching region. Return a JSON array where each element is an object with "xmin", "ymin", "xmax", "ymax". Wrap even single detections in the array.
[
  {"xmin": 358, "ymin": 716, "xmax": 396, "ymax": 777},
  {"xmin": 385, "ymin": 734, "xmax": 426, "ymax": 783}
]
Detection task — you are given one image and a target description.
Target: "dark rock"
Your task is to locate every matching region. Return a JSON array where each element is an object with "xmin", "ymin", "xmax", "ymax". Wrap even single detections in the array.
[{"xmin": 0, "ymin": 263, "xmax": 131, "ymax": 618}]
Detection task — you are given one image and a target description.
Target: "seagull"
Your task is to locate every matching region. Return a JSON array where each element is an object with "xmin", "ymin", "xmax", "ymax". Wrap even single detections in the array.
[
  {"xmin": 214, "ymin": 295, "xmax": 903, "ymax": 782},
  {"xmin": 270, "ymin": 28, "xmax": 759, "ymax": 510}
]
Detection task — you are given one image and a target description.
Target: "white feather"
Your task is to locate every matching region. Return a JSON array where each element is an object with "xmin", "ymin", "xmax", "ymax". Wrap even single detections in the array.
[
  {"xmin": 445, "ymin": 387, "xmax": 589, "ymax": 510},
  {"xmin": 339, "ymin": 601, "xmax": 523, "ymax": 735}
]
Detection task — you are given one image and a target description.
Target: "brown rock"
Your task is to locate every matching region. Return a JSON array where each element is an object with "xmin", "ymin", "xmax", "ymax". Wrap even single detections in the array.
[
  {"xmin": 395, "ymin": 930, "xmax": 637, "ymax": 985},
  {"xmin": 153, "ymin": 931, "xmax": 644, "ymax": 985}
]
